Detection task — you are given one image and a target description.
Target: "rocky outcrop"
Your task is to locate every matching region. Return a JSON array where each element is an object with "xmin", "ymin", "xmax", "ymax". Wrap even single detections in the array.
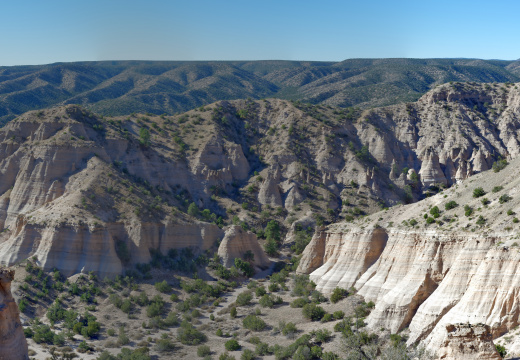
[
  {"xmin": 437, "ymin": 324, "xmax": 501, "ymax": 360},
  {"xmin": 217, "ymin": 226, "xmax": 270, "ymax": 271},
  {"xmin": 0, "ymin": 269, "xmax": 29, "ymax": 360},
  {"xmin": 298, "ymin": 155, "xmax": 520, "ymax": 355},
  {"xmin": 258, "ymin": 165, "xmax": 283, "ymax": 207},
  {"xmin": 0, "ymin": 220, "xmax": 223, "ymax": 278},
  {"xmin": 418, "ymin": 148, "xmax": 447, "ymax": 187}
]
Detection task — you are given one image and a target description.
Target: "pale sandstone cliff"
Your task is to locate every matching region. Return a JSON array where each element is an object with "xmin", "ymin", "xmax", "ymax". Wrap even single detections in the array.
[
  {"xmin": 0, "ymin": 268, "xmax": 28, "ymax": 360},
  {"xmin": 298, "ymin": 155, "xmax": 520, "ymax": 357},
  {"xmin": 217, "ymin": 225, "xmax": 270, "ymax": 271},
  {"xmin": 1, "ymin": 82, "xmax": 520, "ymax": 279}
]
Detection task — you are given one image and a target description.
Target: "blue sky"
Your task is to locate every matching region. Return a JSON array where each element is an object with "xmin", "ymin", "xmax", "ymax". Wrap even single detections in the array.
[{"xmin": 1, "ymin": 0, "xmax": 519, "ymax": 66}]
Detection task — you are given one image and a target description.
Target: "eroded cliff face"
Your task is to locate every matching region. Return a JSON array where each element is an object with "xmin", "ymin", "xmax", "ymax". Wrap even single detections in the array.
[
  {"xmin": 0, "ymin": 269, "xmax": 28, "ymax": 360},
  {"xmin": 2, "ymin": 82, "xmax": 520, "ymax": 279},
  {"xmin": 298, "ymin": 155, "xmax": 520, "ymax": 356},
  {"xmin": 298, "ymin": 226, "xmax": 514, "ymax": 356},
  {"xmin": 0, "ymin": 105, "xmax": 226, "ymax": 277},
  {"xmin": 217, "ymin": 225, "xmax": 270, "ymax": 271},
  {"xmin": 437, "ymin": 323, "xmax": 501, "ymax": 360}
]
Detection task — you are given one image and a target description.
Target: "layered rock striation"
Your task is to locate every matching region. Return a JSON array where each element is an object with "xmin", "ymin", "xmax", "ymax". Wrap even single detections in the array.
[
  {"xmin": 298, "ymin": 155, "xmax": 520, "ymax": 356},
  {"xmin": 217, "ymin": 226, "xmax": 270, "ymax": 271}
]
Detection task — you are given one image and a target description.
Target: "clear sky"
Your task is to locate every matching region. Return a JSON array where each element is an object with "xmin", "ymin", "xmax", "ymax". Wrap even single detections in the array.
[{"xmin": 1, "ymin": 0, "xmax": 519, "ymax": 66}]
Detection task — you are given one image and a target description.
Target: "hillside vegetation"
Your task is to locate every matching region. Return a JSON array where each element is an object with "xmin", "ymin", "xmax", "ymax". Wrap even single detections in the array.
[{"xmin": 1, "ymin": 58, "xmax": 520, "ymax": 124}]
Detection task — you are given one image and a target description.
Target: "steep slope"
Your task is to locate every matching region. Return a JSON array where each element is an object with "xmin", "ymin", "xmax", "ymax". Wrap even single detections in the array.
[
  {"xmin": 0, "ymin": 268, "xmax": 28, "ymax": 360},
  {"xmin": 298, "ymin": 153, "xmax": 520, "ymax": 356},
  {"xmin": 1, "ymin": 59, "xmax": 519, "ymax": 124},
  {"xmin": 0, "ymin": 81, "xmax": 520, "ymax": 279}
]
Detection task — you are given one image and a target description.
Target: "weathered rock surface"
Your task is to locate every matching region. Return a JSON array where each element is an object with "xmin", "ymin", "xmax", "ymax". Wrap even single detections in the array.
[
  {"xmin": 0, "ymin": 268, "xmax": 28, "ymax": 360},
  {"xmin": 298, "ymin": 155, "xmax": 520, "ymax": 355},
  {"xmin": 437, "ymin": 323, "xmax": 501, "ymax": 360},
  {"xmin": 217, "ymin": 226, "xmax": 270, "ymax": 270},
  {"xmin": 2, "ymin": 82, "xmax": 520, "ymax": 279}
]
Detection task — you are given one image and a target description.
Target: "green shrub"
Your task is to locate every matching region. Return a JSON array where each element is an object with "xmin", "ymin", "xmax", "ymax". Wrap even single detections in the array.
[
  {"xmin": 230, "ymin": 307, "xmax": 237, "ymax": 319},
  {"xmin": 492, "ymin": 186, "xmax": 504, "ymax": 193},
  {"xmin": 330, "ymin": 287, "xmax": 347, "ymax": 303},
  {"xmin": 268, "ymin": 283, "xmax": 279, "ymax": 292},
  {"xmin": 197, "ymin": 345, "xmax": 211, "ymax": 357},
  {"xmin": 445, "ymin": 201, "xmax": 458, "ymax": 210},
  {"xmin": 514, "ymin": 218, "xmax": 519, "ymax": 223},
  {"xmin": 225, "ymin": 339, "xmax": 240, "ymax": 351},
  {"xmin": 476, "ymin": 216, "xmax": 486, "ymax": 225},
  {"xmin": 242, "ymin": 315, "xmax": 267, "ymax": 331},
  {"xmin": 290, "ymin": 298, "xmax": 309, "ymax": 308},
  {"xmin": 473, "ymin": 187, "xmax": 486, "ymax": 198},
  {"xmin": 154, "ymin": 280, "xmax": 172, "ymax": 293},
  {"xmin": 188, "ymin": 202, "xmax": 200, "ymax": 217},
  {"xmin": 507, "ymin": 209, "xmax": 515, "ymax": 216},
  {"xmin": 321, "ymin": 313, "xmax": 333, "ymax": 322},
  {"xmin": 241, "ymin": 348, "xmax": 255, "ymax": 360},
  {"xmin": 219, "ymin": 353, "xmax": 236, "ymax": 360},
  {"xmin": 499, "ymin": 194, "xmax": 512, "ymax": 204},
  {"xmin": 255, "ymin": 342, "xmax": 270, "ymax": 356},
  {"xmin": 314, "ymin": 328, "xmax": 333, "ymax": 343},
  {"xmin": 282, "ymin": 322, "xmax": 298, "ymax": 337},
  {"xmin": 32, "ymin": 324, "xmax": 55, "ymax": 344},
  {"xmin": 492, "ymin": 159, "xmax": 508, "ymax": 173},
  {"xmin": 234, "ymin": 258, "xmax": 254, "ymax": 277},
  {"xmin": 496, "ymin": 343, "xmax": 507, "ymax": 357},
  {"xmin": 464, "ymin": 205, "xmax": 473, "ymax": 217},
  {"xmin": 155, "ymin": 338, "xmax": 176, "ymax": 352},
  {"xmin": 429, "ymin": 206, "xmax": 440, "ymax": 217},
  {"xmin": 236, "ymin": 291, "xmax": 253, "ymax": 306},
  {"xmin": 255, "ymin": 286, "xmax": 266, "ymax": 297},
  {"xmin": 333, "ymin": 310, "xmax": 345, "ymax": 320},
  {"xmin": 426, "ymin": 217, "xmax": 435, "ymax": 224},
  {"xmin": 177, "ymin": 321, "xmax": 207, "ymax": 345},
  {"xmin": 19, "ymin": 298, "xmax": 29, "ymax": 313},
  {"xmin": 302, "ymin": 303, "xmax": 325, "ymax": 321},
  {"xmin": 118, "ymin": 327, "xmax": 130, "ymax": 345},
  {"xmin": 481, "ymin": 198, "xmax": 490, "ymax": 205}
]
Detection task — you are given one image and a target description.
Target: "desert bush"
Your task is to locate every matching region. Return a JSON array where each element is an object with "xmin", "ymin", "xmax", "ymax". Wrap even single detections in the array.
[
  {"xmin": 500, "ymin": 194, "xmax": 512, "ymax": 204},
  {"xmin": 321, "ymin": 313, "xmax": 333, "ymax": 322},
  {"xmin": 118, "ymin": 327, "xmax": 130, "ymax": 345},
  {"xmin": 445, "ymin": 201, "xmax": 458, "ymax": 210},
  {"xmin": 290, "ymin": 298, "xmax": 309, "ymax": 308},
  {"xmin": 333, "ymin": 310, "xmax": 345, "ymax": 320},
  {"xmin": 314, "ymin": 328, "xmax": 333, "ymax": 343},
  {"xmin": 197, "ymin": 345, "xmax": 211, "ymax": 357},
  {"xmin": 225, "ymin": 339, "xmax": 241, "ymax": 351},
  {"xmin": 242, "ymin": 315, "xmax": 267, "ymax": 331},
  {"xmin": 177, "ymin": 320, "xmax": 207, "ymax": 345},
  {"xmin": 241, "ymin": 348, "xmax": 255, "ymax": 360},
  {"xmin": 302, "ymin": 303, "xmax": 325, "ymax": 321},
  {"xmin": 154, "ymin": 280, "xmax": 172, "ymax": 293},
  {"xmin": 330, "ymin": 287, "xmax": 347, "ymax": 303},
  {"xmin": 230, "ymin": 306, "xmax": 237, "ymax": 319},
  {"xmin": 282, "ymin": 322, "xmax": 298, "ymax": 337},
  {"xmin": 492, "ymin": 186, "xmax": 504, "ymax": 193},
  {"xmin": 473, "ymin": 187, "xmax": 486, "ymax": 198},
  {"xmin": 255, "ymin": 286, "xmax": 266, "ymax": 297},
  {"xmin": 236, "ymin": 291, "xmax": 253, "ymax": 306}
]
